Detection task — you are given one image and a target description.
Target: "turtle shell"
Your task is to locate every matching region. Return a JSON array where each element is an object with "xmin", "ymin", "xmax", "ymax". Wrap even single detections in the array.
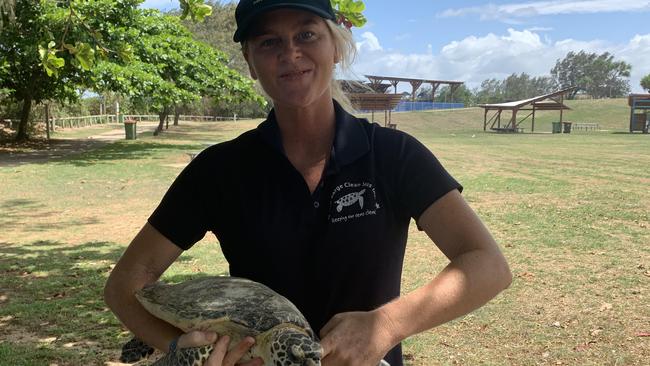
[{"xmin": 136, "ymin": 276, "xmax": 314, "ymax": 338}]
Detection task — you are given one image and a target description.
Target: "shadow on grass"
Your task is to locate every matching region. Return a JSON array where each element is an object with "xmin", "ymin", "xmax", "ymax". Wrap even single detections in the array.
[
  {"xmin": 0, "ymin": 198, "xmax": 101, "ymax": 232},
  {"xmin": 56, "ymin": 141, "xmax": 202, "ymax": 167},
  {"xmin": 0, "ymin": 137, "xmax": 206, "ymax": 168},
  {"xmin": 0, "ymin": 240, "xmax": 217, "ymax": 364}
]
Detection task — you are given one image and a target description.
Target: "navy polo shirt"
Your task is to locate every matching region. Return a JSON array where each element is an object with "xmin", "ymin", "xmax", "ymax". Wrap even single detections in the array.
[{"xmin": 148, "ymin": 101, "xmax": 462, "ymax": 366}]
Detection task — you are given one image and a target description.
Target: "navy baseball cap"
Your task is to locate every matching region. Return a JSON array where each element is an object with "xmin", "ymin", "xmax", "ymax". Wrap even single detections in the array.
[{"xmin": 233, "ymin": 0, "xmax": 337, "ymax": 42}]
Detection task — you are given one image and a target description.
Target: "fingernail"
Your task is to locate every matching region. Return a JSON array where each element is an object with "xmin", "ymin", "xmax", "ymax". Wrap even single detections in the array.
[{"xmin": 246, "ymin": 336, "xmax": 256, "ymax": 345}]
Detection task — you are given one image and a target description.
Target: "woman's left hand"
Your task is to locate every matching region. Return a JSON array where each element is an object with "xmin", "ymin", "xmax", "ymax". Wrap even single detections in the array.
[{"xmin": 319, "ymin": 310, "xmax": 397, "ymax": 366}]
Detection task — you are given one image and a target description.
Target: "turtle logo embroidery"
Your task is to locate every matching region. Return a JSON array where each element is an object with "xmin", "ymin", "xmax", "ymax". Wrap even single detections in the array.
[
  {"xmin": 329, "ymin": 182, "xmax": 381, "ymax": 224},
  {"xmin": 335, "ymin": 189, "xmax": 366, "ymax": 212}
]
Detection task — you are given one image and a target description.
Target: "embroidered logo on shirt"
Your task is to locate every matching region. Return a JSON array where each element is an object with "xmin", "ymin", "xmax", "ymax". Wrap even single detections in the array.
[
  {"xmin": 335, "ymin": 189, "xmax": 365, "ymax": 212},
  {"xmin": 329, "ymin": 182, "xmax": 380, "ymax": 224}
]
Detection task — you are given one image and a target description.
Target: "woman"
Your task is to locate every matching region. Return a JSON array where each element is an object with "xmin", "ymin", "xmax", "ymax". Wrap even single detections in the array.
[{"xmin": 104, "ymin": 1, "xmax": 512, "ymax": 365}]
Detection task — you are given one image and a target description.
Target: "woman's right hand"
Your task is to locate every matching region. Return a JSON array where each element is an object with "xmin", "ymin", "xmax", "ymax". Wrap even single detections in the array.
[{"xmin": 178, "ymin": 331, "xmax": 263, "ymax": 366}]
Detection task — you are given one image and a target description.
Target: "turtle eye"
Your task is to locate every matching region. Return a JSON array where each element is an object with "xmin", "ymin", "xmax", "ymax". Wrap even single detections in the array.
[{"xmin": 290, "ymin": 344, "xmax": 305, "ymax": 359}]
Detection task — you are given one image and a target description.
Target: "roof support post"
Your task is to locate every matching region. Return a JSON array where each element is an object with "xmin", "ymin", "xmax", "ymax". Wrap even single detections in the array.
[
  {"xmin": 483, "ymin": 108, "xmax": 488, "ymax": 131},
  {"xmin": 429, "ymin": 82, "xmax": 440, "ymax": 103},
  {"xmin": 450, "ymin": 84, "xmax": 460, "ymax": 103},
  {"xmin": 390, "ymin": 80, "xmax": 400, "ymax": 94},
  {"xmin": 532, "ymin": 104, "xmax": 536, "ymax": 132},
  {"xmin": 410, "ymin": 80, "xmax": 423, "ymax": 102},
  {"xmin": 510, "ymin": 109, "xmax": 518, "ymax": 130},
  {"xmin": 560, "ymin": 93, "xmax": 564, "ymax": 123}
]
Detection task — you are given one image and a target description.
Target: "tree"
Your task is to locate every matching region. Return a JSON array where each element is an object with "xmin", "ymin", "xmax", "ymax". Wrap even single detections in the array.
[
  {"xmin": 0, "ymin": 0, "xmax": 142, "ymax": 140},
  {"xmin": 93, "ymin": 10, "xmax": 263, "ymax": 135},
  {"xmin": 179, "ymin": 1, "xmax": 270, "ymax": 118},
  {"xmin": 1, "ymin": 0, "xmax": 261, "ymax": 140},
  {"xmin": 181, "ymin": 1, "xmax": 246, "ymax": 74},
  {"xmin": 551, "ymin": 51, "xmax": 631, "ymax": 99},
  {"xmin": 475, "ymin": 78, "xmax": 503, "ymax": 104},
  {"xmin": 435, "ymin": 85, "xmax": 475, "ymax": 106},
  {"xmin": 641, "ymin": 74, "xmax": 650, "ymax": 93}
]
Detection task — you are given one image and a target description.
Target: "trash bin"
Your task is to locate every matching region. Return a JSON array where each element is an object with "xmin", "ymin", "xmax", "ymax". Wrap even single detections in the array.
[
  {"xmin": 552, "ymin": 122, "xmax": 562, "ymax": 134},
  {"xmin": 562, "ymin": 122, "xmax": 572, "ymax": 133},
  {"xmin": 124, "ymin": 120, "xmax": 137, "ymax": 140}
]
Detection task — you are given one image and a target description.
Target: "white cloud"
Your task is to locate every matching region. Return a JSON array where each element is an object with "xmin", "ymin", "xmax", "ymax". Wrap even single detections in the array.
[
  {"xmin": 351, "ymin": 29, "xmax": 650, "ymax": 93},
  {"xmin": 356, "ymin": 32, "xmax": 384, "ymax": 53},
  {"xmin": 440, "ymin": 0, "xmax": 650, "ymax": 21}
]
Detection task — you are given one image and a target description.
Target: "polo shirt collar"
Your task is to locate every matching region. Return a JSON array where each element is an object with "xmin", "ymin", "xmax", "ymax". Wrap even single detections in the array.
[{"xmin": 257, "ymin": 100, "xmax": 370, "ymax": 170}]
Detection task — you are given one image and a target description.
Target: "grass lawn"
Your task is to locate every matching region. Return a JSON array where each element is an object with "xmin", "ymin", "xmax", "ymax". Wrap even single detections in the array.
[{"xmin": 0, "ymin": 98, "xmax": 648, "ymax": 365}]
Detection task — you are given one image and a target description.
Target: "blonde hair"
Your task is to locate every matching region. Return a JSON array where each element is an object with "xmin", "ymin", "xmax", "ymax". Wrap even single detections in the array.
[
  {"xmin": 241, "ymin": 18, "xmax": 360, "ymax": 113},
  {"xmin": 324, "ymin": 19, "xmax": 358, "ymax": 113}
]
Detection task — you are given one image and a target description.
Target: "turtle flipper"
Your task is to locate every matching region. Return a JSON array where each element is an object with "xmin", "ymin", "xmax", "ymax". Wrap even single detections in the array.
[
  {"xmin": 152, "ymin": 345, "xmax": 214, "ymax": 366},
  {"xmin": 119, "ymin": 337, "xmax": 154, "ymax": 363}
]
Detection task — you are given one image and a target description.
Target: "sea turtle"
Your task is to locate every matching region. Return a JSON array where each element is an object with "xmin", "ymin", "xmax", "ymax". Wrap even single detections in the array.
[
  {"xmin": 130, "ymin": 276, "xmax": 322, "ymax": 366},
  {"xmin": 335, "ymin": 189, "xmax": 366, "ymax": 212}
]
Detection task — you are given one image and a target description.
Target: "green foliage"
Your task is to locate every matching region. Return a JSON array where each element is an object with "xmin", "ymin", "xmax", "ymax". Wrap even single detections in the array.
[
  {"xmin": 179, "ymin": 1, "xmax": 270, "ymax": 117},
  {"xmin": 551, "ymin": 51, "xmax": 631, "ymax": 98},
  {"xmin": 331, "ymin": 0, "xmax": 367, "ymax": 28},
  {"xmin": 474, "ymin": 73, "xmax": 557, "ymax": 104},
  {"xmin": 434, "ymin": 85, "xmax": 475, "ymax": 105},
  {"xmin": 180, "ymin": 1, "xmax": 246, "ymax": 74},
  {"xmin": 92, "ymin": 10, "xmax": 263, "ymax": 116},
  {"xmin": 0, "ymin": 0, "xmax": 144, "ymax": 139},
  {"xmin": 179, "ymin": 0, "xmax": 212, "ymax": 22},
  {"xmin": 39, "ymin": 41, "xmax": 66, "ymax": 77},
  {"xmin": 641, "ymin": 74, "xmax": 650, "ymax": 92},
  {"xmin": 1, "ymin": 0, "xmax": 261, "ymax": 139}
]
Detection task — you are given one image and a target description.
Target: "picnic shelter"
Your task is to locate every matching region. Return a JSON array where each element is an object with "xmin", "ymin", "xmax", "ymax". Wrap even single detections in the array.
[{"xmin": 479, "ymin": 87, "xmax": 577, "ymax": 133}]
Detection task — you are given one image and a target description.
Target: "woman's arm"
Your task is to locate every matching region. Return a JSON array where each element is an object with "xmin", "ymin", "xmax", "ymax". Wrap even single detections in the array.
[
  {"xmin": 377, "ymin": 188, "xmax": 512, "ymax": 342},
  {"xmin": 104, "ymin": 223, "xmax": 185, "ymax": 351},
  {"xmin": 105, "ymin": 223, "xmax": 262, "ymax": 364},
  {"xmin": 320, "ymin": 189, "xmax": 512, "ymax": 366}
]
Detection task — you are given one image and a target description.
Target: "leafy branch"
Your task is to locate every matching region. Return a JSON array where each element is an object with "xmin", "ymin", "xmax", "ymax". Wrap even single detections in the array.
[
  {"xmin": 38, "ymin": 0, "xmax": 211, "ymax": 78},
  {"xmin": 331, "ymin": 0, "xmax": 367, "ymax": 28}
]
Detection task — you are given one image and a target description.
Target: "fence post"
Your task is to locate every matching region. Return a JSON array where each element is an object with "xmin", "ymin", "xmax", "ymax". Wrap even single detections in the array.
[{"xmin": 45, "ymin": 104, "xmax": 50, "ymax": 140}]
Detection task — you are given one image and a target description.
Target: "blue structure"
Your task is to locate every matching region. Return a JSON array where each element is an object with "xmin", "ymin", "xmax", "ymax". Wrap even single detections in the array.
[{"xmin": 394, "ymin": 101, "xmax": 464, "ymax": 112}]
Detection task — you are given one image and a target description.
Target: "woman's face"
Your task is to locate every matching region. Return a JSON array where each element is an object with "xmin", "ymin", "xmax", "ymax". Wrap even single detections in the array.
[{"xmin": 243, "ymin": 9, "xmax": 338, "ymax": 109}]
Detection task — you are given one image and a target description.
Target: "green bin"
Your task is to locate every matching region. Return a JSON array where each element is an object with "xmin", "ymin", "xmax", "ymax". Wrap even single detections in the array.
[
  {"xmin": 124, "ymin": 121, "xmax": 137, "ymax": 140},
  {"xmin": 552, "ymin": 122, "xmax": 562, "ymax": 134}
]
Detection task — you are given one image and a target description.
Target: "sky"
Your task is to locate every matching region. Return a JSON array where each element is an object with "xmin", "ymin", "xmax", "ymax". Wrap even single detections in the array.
[{"xmin": 142, "ymin": 0, "xmax": 649, "ymax": 93}]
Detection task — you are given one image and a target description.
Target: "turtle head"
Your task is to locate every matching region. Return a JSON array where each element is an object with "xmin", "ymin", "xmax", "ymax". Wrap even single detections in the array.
[{"xmin": 269, "ymin": 327, "xmax": 321, "ymax": 366}]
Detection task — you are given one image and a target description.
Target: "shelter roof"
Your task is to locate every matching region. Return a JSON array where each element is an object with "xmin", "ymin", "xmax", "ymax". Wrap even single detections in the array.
[
  {"xmin": 364, "ymin": 75, "xmax": 464, "ymax": 86},
  {"xmin": 628, "ymin": 94, "xmax": 650, "ymax": 107},
  {"xmin": 479, "ymin": 87, "xmax": 576, "ymax": 110}
]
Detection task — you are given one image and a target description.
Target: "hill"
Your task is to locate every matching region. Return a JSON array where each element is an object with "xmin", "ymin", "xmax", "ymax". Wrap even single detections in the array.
[{"xmin": 358, "ymin": 98, "xmax": 633, "ymax": 135}]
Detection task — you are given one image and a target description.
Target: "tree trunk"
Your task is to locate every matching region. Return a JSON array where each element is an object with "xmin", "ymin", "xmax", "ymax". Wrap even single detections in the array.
[
  {"xmin": 15, "ymin": 97, "xmax": 32, "ymax": 141},
  {"xmin": 154, "ymin": 106, "xmax": 169, "ymax": 136},
  {"xmin": 173, "ymin": 105, "xmax": 180, "ymax": 126}
]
